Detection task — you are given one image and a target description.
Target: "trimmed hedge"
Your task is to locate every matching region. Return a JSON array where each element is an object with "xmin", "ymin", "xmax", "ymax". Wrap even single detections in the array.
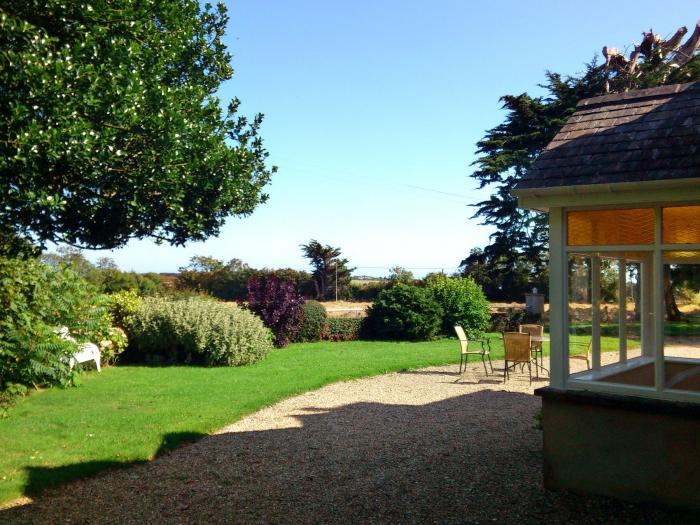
[
  {"xmin": 126, "ymin": 297, "xmax": 273, "ymax": 366},
  {"xmin": 327, "ymin": 318, "xmax": 362, "ymax": 341}
]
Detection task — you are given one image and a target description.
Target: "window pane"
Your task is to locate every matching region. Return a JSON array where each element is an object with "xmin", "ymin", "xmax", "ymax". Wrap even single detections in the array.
[
  {"xmin": 567, "ymin": 208, "xmax": 654, "ymax": 246},
  {"xmin": 663, "ymin": 206, "xmax": 700, "ymax": 244},
  {"xmin": 663, "ymin": 256, "xmax": 700, "ymax": 392}
]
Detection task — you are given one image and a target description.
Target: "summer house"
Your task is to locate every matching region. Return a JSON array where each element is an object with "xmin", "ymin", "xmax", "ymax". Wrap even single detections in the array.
[{"xmin": 514, "ymin": 81, "xmax": 700, "ymax": 509}]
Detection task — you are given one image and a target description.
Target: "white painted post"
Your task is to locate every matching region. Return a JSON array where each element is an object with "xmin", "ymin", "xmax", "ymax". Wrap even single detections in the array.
[
  {"xmin": 654, "ymin": 207, "xmax": 665, "ymax": 392},
  {"xmin": 618, "ymin": 259, "xmax": 627, "ymax": 363},
  {"xmin": 641, "ymin": 256, "xmax": 654, "ymax": 358},
  {"xmin": 548, "ymin": 208, "xmax": 568, "ymax": 389},
  {"xmin": 591, "ymin": 255, "xmax": 601, "ymax": 371}
]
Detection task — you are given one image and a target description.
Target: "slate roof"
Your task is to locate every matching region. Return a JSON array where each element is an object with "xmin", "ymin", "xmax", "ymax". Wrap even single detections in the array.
[{"xmin": 515, "ymin": 81, "xmax": 700, "ymax": 190}]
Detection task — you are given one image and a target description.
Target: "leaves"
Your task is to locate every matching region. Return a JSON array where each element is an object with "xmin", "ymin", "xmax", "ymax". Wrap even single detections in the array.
[{"xmin": 1, "ymin": 1, "xmax": 274, "ymax": 250}]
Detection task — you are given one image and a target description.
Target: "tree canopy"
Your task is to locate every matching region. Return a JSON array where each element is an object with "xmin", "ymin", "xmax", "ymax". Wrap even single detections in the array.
[
  {"xmin": 466, "ymin": 22, "xmax": 700, "ymax": 300},
  {"xmin": 1, "ymin": 1, "xmax": 275, "ymax": 253},
  {"xmin": 300, "ymin": 240, "xmax": 354, "ymax": 300}
]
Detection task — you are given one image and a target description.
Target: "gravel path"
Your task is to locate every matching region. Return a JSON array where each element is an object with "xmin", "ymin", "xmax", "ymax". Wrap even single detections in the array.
[{"xmin": 2, "ymin": 356, "xmax": 699, "ymax": 524}]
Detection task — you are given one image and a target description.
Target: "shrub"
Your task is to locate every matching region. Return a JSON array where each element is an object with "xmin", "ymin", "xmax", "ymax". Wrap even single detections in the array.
[
  {"xmin": 426, "ymin": 275, "xmax": 490, "ymax": 338},
  {"xmin": 327, "ymin": 318, "xmax": 362, "ymax": 341},
  {"xmin": 247, "ymin": 273, "xmax": 305, "ymax": 347},
  {"xmin": 0, "ymin": 256, "xmax": 112, "ymax": 392},
  {"xmin": 292, "ymin": 300, "xmax": 328, "ymax": 342},
  {"xmin": 99, "ymin": 327, "xmax": 128, "ymax": 366},
  {"xmin": 108, "ymin": 290, "xmax": 142, "ymax": 328},
  {"xmin": 365, "ymin": 284, "xmax": 443, "ymax": 341},
  {"xmin": 126, "ymin": 297, "xmax": 273, "ymax": 366}
]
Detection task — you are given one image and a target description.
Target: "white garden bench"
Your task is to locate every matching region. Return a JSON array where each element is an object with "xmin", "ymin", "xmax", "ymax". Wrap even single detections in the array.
[{"xmin": 57, "ymin": 326, "xmax": 101, "ymax": 372}]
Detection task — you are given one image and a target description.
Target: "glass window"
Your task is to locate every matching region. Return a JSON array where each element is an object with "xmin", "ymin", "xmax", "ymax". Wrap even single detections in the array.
[
  {"xmin": 663, "ymin": 206, "xmax": 700, "ymax": 244},
  {"xmin": 567, "ymin": 209, "xmax": 655, "ymax": 246}
]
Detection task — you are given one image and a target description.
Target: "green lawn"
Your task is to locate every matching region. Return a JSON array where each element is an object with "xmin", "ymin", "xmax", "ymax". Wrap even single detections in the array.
[{"xmin": 0, "ymin": 333, "xmax": 620, "ymax": 505}]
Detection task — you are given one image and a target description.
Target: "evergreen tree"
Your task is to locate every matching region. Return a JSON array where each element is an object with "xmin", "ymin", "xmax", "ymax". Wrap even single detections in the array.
[
  {"xmin": 467, "ymin": 23, "xmax": 700, "ymax": 300},
  {"xmin": 300, "ymin": 240, "xmax": 354, "ymax": 300}
]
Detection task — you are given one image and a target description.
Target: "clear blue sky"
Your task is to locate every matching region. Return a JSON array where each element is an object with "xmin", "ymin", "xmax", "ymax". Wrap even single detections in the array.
[{"xmin": 76, "ymin": 1, "xmax": 696, "ymax": 277}]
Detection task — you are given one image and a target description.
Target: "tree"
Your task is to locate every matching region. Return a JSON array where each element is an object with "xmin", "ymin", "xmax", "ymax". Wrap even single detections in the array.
[
  {"xmin": 1, "ymin": 1, "xmax": 275, "ymax": 253},
  {"xmin": 469, "ymin": 22, "xmax": 700, "ymax": 293},
  {"xmin": 300, "ymin": 240, "xmax": 354, "ymax": 300},
  {"xmin": 388, "ymin": 266, "xmax": 415, "ymax": 285}
]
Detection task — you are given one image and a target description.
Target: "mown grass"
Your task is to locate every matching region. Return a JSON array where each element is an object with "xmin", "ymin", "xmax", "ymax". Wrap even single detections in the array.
[{"xmin": 0, "ymin": 333, "xmax": 623, "ymax": 505}]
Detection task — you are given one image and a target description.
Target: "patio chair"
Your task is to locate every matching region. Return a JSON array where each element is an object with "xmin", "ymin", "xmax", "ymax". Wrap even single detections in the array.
[
  {"xmin": 502, "ymin": 332, "xmax": 533, "ymax": 384},
  {"xmin": 569, "ymin": 339, "xmax": 591, "ymax": 370},
  {"xmin": 454, "ymin": 325, "xmax": 493, "ymax": 375},
  {"xmin": 519, "ymin": 324, "xmax": 545, "ymax": 377}
]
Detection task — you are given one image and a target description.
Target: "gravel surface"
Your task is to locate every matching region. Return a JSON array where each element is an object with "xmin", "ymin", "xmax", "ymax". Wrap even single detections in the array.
[{"xmin": 2, "ymin": 355, "xmax": 699, "ymax": 524}]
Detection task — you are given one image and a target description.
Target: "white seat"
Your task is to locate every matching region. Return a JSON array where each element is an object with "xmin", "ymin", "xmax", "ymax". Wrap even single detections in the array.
[{"xmin": 58, "ymin": 326, "xmax": 101, "ymax": 372}]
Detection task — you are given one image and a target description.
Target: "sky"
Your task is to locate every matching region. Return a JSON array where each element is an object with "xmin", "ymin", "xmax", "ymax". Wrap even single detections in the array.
[{"xmin": 75, "ymin": 1, "xmax": 697, "ymax": 277}]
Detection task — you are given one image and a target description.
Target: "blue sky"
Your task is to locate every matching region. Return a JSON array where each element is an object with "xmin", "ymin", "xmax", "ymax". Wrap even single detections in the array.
[{"xmin": 77, "ymin": 1, "xmax": 696, "ymax": 277}]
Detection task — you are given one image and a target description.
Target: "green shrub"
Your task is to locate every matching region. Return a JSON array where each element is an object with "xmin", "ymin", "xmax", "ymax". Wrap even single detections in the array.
[
  {"xmin": 365, "ymin": 284, "xmax": 443, "ymax": 341},
  {"xmin": 327, "ymin": 318, "xmax": 362, "ymax": 341},
  {"xmin": 126, "ymin": 297, "xmax": 273, "ymax": 366},
  {"xmin": 0, "ymin": 256, "xmax": 112, "ymax": 392},
  {"xmin": 108, "ymin": 290, "xmax": 142, "ymax": 328},
  {"xmin": 292, "ymin": 300, "xmax": 328, "ymax": 342},
  {"xmin": 426, "ymin": 275, "xmax": 490, "ymax": 338}
]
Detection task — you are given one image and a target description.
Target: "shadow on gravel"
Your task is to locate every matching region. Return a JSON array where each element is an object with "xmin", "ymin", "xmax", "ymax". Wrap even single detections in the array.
[{"xmin": 2, "ymin": 392, "xmax": 698, "ymax": 524}]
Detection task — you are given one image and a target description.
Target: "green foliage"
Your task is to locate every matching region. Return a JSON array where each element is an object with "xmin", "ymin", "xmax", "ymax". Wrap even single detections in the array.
[
  {"xmin": 43, "ymin": 249, "xmax": 163, "ymax": 295},
  {"xmin": 292, "ymin": 300, "xmax": 328, "ymax": 342},
  {"xmin": 176, "ymin": 255, "xmax": 313, "ymax": 301},
  {"xmin": 1, "ymin": 1, "xmax": 274, "ymax": 251},
  {"xmin": 327, "ymin": 318, "xmax": 362, "ymax": 341},
  {"xmin": 300, "ymin": 240, "xmax": 354, "ymax": 300},
  {"xmin": 388, "ymin": 266, "xmax": 415, "ymax": 285},
  {"xmin": 365, "ymin": 284, "xmax": 443, "ymax": 341},
  {"xmin": 99, "ymin": 327, "xmax": 128, "ymax": 366},
  {"xmin": 107, "ymin": 290, "xmax": 143, "ymax": 328},
  {"xmin": 0, "ymin": 382, "xmax": 27, "ymax": 418},
  {"xmin": 0, "ymin": 256, "xmax": 112, "ymax": 391},
  {"xmin": 125, "ymin": 297, "xmax": 273, "ymax": 366},
  {"xmin": 426, "ymin": 275, "xmax": 490, "ymax": 338}
]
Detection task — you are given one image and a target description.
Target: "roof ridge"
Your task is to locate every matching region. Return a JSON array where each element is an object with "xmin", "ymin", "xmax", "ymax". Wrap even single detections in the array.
[{"xmin": 576, "ymin": 81, "xmax": 700, "ymax": 109}]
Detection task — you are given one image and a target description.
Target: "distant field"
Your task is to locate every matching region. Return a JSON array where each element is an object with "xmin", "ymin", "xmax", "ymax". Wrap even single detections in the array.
[{"xmin": 321, "ymin": 301, "xmax": 371, "ymax": 318}]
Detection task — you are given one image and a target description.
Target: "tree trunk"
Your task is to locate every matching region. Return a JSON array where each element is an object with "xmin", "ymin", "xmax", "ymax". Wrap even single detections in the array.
[{"xmin": 664, "ymin": 272, "xmax": 682, "ymax": 322}]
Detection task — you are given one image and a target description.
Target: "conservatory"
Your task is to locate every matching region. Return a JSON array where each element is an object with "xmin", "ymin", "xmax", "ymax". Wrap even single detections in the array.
[{"xmin": 514, "ymin": 81, "xmax": 700, "ymax": 509}]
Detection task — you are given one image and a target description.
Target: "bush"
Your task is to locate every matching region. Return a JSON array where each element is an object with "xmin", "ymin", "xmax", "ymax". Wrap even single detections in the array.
[
  {"xmin": 426, "ymin": 275, "xmax": 490, "ymax": 338},
  {"xmin": 327, "ymin": 318, "xmax": 362, "ymax": 341},
  {"xmin": 365, "ymin": 284, "xmax": 443, "ymax": 341},
  {"xmin": 247, "ymin": 273, "xmax": 305, "ymax": 347},
  {"xmin": 292, "ymin": 300, "xmax": 328, "ymax": 342},
  {"xmin": 126, "ymin": 297, "xmax": 273, "ymax": 366},
  {"xmin": 0, "ymin": 256, "xmax": 112, "ymax": 392},
  {"xmin": 108, "ymin": 290, "xmax": 142, "ymax": 328}
]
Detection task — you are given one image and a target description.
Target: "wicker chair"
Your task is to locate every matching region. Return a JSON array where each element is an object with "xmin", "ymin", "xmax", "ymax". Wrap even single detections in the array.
[
  {"xmin": 454, "ymin": 325, "xmax": 493, "ymax": 375},
  {"xmin": 519, "ymin": 324, "xmax": 545, "ymax": 377},
  {"xmin": 502, "ymin": 332, "xmax": 533, "ymax": 384},
  {"xmin": 569, "ymin": 339, "xmax": 592, "ymax": 370}
]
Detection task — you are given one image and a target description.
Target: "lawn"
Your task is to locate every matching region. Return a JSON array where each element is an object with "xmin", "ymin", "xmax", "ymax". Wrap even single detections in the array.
[{"xmin": 0, "ymin": 333, "xmax": 621, "ymax": 505}]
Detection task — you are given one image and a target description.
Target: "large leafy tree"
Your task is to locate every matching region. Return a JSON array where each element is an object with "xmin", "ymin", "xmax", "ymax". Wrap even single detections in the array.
[
  {"xmin": 1, "ymin": 1, "xmax": 275, "ymax": 253},
  {"xmin": 300, "ymin": 239, "xmax": 354, "ymax": 300},
  {"xmin": 466, "ymin": 23, "xmax": 700, "ymax": 301}
]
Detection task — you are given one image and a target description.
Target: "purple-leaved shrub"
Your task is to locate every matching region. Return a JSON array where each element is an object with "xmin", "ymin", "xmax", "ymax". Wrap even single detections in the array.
[{"xmin": 247, "ymin": 273, "xmax": 305, "ymax": 347}]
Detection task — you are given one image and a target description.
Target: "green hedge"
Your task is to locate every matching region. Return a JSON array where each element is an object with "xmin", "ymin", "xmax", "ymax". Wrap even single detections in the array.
[
  {"xmin": 365, "ymin": 284, "xmax": 443, "ymax": 341},
  {"xmin": 327, "ymin": 318, "xmax": 362, "ymax": 341},
  {"xmin": 292, "ymin": 300, "xmax": 328, "ymax": 342}
]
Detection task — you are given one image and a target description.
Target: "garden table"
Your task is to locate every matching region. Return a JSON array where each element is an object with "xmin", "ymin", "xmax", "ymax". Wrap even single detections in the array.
[{"xmin": 530, "ymin": 335, "xmax": 550, "ymax": 377}]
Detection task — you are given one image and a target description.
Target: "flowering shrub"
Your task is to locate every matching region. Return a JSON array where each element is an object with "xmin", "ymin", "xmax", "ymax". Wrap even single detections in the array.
[
  {"xmin": 247, "ymin": 273, "xmax": 305, "ymax": 347},
  {"xmin": 126, "ymin": 297, "xmax": 273, "ymax": 366}
]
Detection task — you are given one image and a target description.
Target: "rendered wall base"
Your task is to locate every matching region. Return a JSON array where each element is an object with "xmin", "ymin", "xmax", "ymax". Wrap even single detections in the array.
[{"xmin": 537, "ymin": 387, "xmax": 700, "ymax": 511}]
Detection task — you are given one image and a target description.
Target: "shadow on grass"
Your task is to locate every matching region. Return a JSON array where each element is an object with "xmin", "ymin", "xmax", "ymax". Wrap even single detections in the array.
[{"xmin": 20, "ymin": 431, "xmax": 206, "ymax": 498}]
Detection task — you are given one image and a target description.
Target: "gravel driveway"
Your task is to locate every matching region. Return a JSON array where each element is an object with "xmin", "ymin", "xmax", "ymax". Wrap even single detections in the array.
[{"xmin": 2, "ymin": 357, "xmax": 699, "ymax": 524}]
